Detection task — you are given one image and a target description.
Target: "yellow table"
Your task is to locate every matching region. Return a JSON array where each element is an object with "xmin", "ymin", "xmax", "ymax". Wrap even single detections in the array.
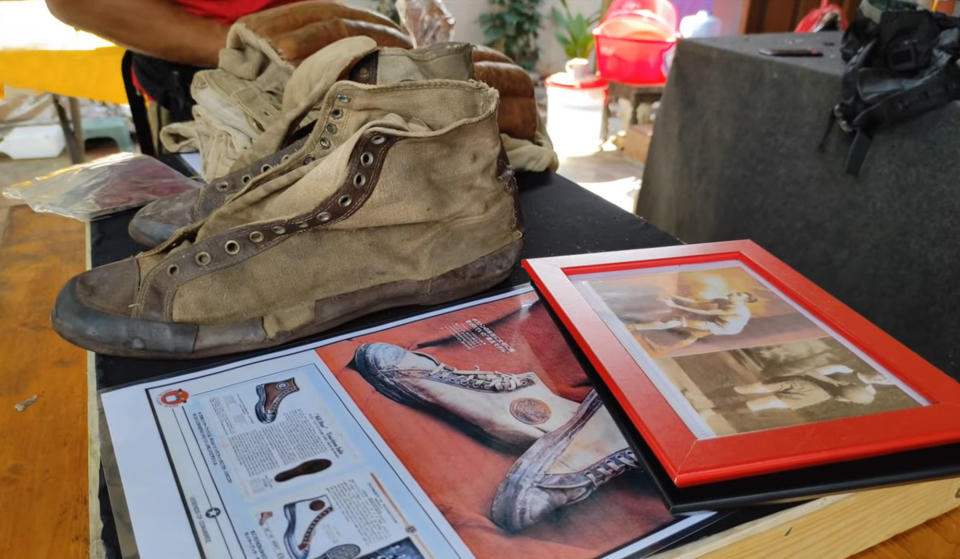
[
  {"xmin": 0, "ymin": 45, "xmax": 125, "ymax": 106},
  {"xmin": 0, "ymin": 0, "xmax": 127, "ymax": 161}
]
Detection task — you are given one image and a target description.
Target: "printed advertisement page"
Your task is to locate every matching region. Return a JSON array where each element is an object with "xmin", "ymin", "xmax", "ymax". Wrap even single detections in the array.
[
  {"xmin": 110, "ymin": 349, "xmax": 468, "ymax": 559},
  {"xmin": 102, "ymin": 287, "xmax": 716, "ymax": 559}
]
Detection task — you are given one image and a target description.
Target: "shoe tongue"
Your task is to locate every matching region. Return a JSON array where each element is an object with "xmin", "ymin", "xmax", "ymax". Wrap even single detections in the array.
[
  {"xmin": 230, "ymin": 36, "xmax": 379, "ymax": 173},
  {"xmin": 282, "ymin": 36, "xmax": 378, "ymax": 111}
]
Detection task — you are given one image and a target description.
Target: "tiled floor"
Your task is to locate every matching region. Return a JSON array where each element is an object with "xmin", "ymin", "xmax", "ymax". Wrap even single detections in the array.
[{"xmin": 556, "ymin": 148, "xmax": 643, "ymax": 213}]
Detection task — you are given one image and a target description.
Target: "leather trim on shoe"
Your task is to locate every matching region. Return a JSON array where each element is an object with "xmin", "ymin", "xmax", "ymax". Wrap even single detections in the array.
[{"xmin": 134, "ymin": 131, "xmax": 402, "ymax": 322}]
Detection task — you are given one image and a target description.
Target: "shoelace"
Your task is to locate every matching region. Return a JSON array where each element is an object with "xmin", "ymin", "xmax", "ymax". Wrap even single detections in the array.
[
  {"xmin": 583, "ymin": 449, "xmax": 638, "ymax": 488},
  {"xmin": 422, "ymin": 363, "xmax": 535, "ymax": 392},
  {"xmin": 298, "ymin": 505, "xmax": 333, "ymax": 551}
]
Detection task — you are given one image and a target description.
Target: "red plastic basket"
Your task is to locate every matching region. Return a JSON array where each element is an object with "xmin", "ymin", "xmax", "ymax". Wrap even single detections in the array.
[{"xmin": 594, "ymin": 16, "xmax": 676, "ymax": 85}]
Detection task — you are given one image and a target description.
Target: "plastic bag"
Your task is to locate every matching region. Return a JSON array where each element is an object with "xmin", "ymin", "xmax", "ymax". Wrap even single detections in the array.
[
  {"xmin": 2, "ymin": 152, "xmax": 200, "ymax": 221},
  {"xmin": 397, "ymin": 0, "xmax": 455, "ymax": 47}
]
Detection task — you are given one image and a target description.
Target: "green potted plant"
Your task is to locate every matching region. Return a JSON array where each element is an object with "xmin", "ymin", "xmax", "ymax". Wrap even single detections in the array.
[
  {"xmin": 478, "ymin": 0, "xmax": 543, "ymax": 71},
  {"xmin": 551, "ymin": 0, "xmax": 601, "ymax": 61}
]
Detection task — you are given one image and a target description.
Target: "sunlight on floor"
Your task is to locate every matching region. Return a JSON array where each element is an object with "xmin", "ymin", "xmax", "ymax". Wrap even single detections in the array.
[{"xmin": 556, "ymin": 147, "xmax": 643, "ymax": 213}]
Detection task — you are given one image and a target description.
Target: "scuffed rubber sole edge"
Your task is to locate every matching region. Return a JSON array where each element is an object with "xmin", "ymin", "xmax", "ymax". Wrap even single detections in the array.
[{"xmin": 51, "ymin": 239, "xmax": 522, "ymax": 360}]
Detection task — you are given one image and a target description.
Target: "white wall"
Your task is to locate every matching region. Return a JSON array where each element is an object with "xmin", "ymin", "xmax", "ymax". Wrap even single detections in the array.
[{"xmin": 443, "ymin": 0, "xmax": 602, "ymax": 74}]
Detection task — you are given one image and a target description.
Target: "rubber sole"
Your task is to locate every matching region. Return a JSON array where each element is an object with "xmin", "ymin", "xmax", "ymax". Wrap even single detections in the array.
[{"xmin": 51, "ymin": 239, "xmax": 522, "ymax": 360}]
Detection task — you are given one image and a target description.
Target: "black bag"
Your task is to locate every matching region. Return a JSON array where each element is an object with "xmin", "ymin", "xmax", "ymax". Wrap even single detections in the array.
[
  {"xmin": 130, "ymin": 53, "xmax": 203, "ymax": 123},
  {"xmin": 827, "ymin": 5, "xmax": 960, "ymax": 175}
]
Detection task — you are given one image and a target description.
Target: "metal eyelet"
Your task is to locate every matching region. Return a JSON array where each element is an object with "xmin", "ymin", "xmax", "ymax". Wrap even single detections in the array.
[
  {"xmin": 371, "ymin": 135, "xmax": 386, "ymax": 145},
  {"xmin": 241, "ymin": 174, "xmax": 252, "ymax": 185},
  {"xmin": 272, "ymin": 225, "xmax": 286, "ymax": 235},
  {"xmin": 331, "ymin": 108, "xmax": 343, "ymax": 119},
  {"xmin": 316, "ymin": 211, "xmax": 331, "ymax": 223},
  {"xmin": 325, "ymin": 123, "xmax": 338, "ymax": 135},
  {"xmin": 297, "ymin": 222, "xmax": 309, "ymax": 229},
  {"xmin": 338, "ymin": 195, "xmax": 352, "ymax": 207},
  {"xmin": 167, "ymin": 264, "xmax": 180, "ymax": 276},
  {"xmin": 353, "ymin": 173, "xmax": 366, "ymax": 188},
  {"xmin": 194, "ymin": 252, "xmax": 211, "ymax": 266},
  {"xmin": 261, "ymin": 164, "xmax": 272, "ymax": 173},
  {"xmin": 360, "ymin": 152, "xmax": 374, "ymax": 166},
  {"xmin": 302, "ymin": 155, "xmax": 315, "ymax": 165},
  {"xmin": 280, "ymin": 154, "xmax": 291, "ymax": 163},
  {"xmin": 215, "ymin": 181, "xmax": 229, "ymax": 192},
  {"xmin": 224, "ymin": 240, "xmax": 240, "ymax": 255},
  {"xmin": 336, "ymin": 94, "xmax": 350, "ymax": 103},
  {"xmin": 319, "ymin": 138, "xmax": 331, "ymax": 150},
  {"xmin": 249, "ymin": 231, "xmax": 264, "ymax": 243}
]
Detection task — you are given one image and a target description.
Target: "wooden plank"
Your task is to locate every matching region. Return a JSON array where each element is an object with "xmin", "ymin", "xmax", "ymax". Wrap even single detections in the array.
[
  {"xmin": 0, "ymin": 206, "xmax": 87, "ymax": 558},
  {"xmin": 657, "ymin": 478, "xmax": 960, "ymax": 558},
  {"xmin": 85, "ymin": 220, "xmax": 106, "ymax": 559}
]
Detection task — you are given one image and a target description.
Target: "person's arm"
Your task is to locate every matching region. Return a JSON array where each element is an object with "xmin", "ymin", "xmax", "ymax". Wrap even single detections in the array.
[{"xmin": 46, "ymin": 0, "xmax": 229, "ymax": 67}]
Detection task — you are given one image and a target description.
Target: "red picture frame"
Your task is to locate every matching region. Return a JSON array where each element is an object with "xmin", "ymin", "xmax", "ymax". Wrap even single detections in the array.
[{"xmin": 524, "ymin": 240, "xmax": 960, "ymax": 487}]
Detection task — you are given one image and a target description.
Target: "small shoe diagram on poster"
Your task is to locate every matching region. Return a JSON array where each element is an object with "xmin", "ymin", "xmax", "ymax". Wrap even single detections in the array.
[
  {"xmin": 184, "ymin": 369, "xmax": 359, "ymax": 499},
  {"xmin": 148, "ymin": 359, "xmax": 448, "ymax": 559}
]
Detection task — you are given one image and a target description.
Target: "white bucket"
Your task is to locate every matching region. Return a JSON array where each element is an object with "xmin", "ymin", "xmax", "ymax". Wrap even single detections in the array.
[{"xmin": 546, "ymin": 59, "xmax": 609, "ymax": 158}]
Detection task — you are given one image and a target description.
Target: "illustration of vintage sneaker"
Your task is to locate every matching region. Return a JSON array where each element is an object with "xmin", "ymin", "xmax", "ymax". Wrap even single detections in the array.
[
  {"xmin": 275, "ymin": 458, "xmax": 332, "ymax": 482},
  {"xmin": 283, "ymin": 497, "xmax": 334, "ymax": 559},
  {"xmin": 255, "ymin": 378, "xmax": 299, "ymax": 423},
  {"xmin": 358, "ymin": 538, "xmax": 423, "ymax": 559},
  {"xmin": 489, "ymin": 390, "xmax": 639, "ymax": 532},
  {"xmin": 51, "ymin": 80, "xmax": 522, "ymax": 359},
  {"xmin": 353, "ymin": 343, "xmax": 579, "ymax": 451}
]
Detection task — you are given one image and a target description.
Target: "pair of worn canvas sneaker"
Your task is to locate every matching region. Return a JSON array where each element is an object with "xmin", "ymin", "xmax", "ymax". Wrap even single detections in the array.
[
  {"xmin": 51, "ymin": 37, "xmax": 536, "ymax": 359},
  {"xmin": 353, "ymin": 343, "xmax": 640, "ymax": 533}
]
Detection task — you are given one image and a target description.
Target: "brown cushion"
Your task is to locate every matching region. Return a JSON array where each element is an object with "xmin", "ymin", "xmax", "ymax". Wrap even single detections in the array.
[{"xmin": 474, "ymin": 60, "xmax": 538, "ymax": 141}]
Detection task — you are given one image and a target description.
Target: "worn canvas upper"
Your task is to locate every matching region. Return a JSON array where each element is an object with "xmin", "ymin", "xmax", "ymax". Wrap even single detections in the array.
[{"xmin": 91, "ymin": 81, "xmax": 521, "ymax": 344}]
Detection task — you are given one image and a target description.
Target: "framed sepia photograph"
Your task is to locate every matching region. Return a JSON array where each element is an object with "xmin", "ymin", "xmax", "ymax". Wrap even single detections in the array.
[{"xmin": 524, "ymin": 241, "xmax": 960, "ymax": 488}]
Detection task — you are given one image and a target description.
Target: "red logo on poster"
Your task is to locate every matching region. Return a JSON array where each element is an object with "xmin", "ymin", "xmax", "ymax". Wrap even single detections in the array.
[{"xmin": 158, "ymin": 389, "xmax": 189, "ymax": 406}]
